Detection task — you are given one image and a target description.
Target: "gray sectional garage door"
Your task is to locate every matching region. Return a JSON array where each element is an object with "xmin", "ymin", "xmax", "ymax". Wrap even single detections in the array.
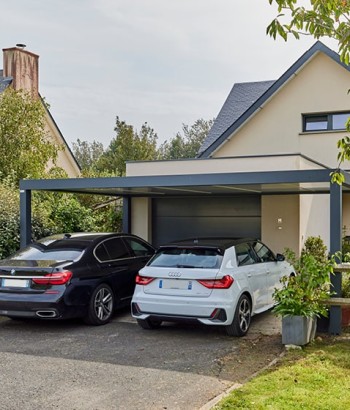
[{"xmin": 152, "ymin": 196, "xmax": 261, "ymax": 246}]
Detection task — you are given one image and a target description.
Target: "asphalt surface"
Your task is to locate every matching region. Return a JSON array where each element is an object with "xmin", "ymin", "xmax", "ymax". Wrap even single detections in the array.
[{"xmin": 0, "ymin": 309, "xmax": 281, "ymax": 410}]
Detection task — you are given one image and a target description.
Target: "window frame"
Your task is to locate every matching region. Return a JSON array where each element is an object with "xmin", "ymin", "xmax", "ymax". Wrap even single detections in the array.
[{"xmin": 302, "ymin": 111, "xmax": 350, "ymax": 132}]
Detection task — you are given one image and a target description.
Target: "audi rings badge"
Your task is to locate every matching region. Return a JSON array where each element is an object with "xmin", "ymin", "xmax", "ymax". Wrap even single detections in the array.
[{"xmin": 168, "ymin": 271, "xmax": 181, "ymax": 278}]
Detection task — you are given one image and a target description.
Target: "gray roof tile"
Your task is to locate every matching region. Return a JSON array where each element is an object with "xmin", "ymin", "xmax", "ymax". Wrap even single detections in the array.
[
  {"xmin": 198, "ymin": 80, "xmax": 275, "ymax": 155},
  {"xmin": 0, "ymin": 75, "xmax": 12, "ymax": 93}
]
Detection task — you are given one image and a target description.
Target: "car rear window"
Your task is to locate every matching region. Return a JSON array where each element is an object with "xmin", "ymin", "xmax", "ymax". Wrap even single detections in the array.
[
  {"xmin": 9, "ymin": 245, "xmax": 83, "ymax": 262},
  {"xmin": 149, "ymin": 248, "xmax": 222, "ymax": 269}
]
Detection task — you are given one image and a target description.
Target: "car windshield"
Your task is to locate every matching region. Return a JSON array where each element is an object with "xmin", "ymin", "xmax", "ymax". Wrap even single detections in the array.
[
  {"xmin": 149, "ymin": 248, "xmax": 222, "ymax": 269},
  {"xmin": 9, "ymin": 245, "xmax": 84, "ymax": 262}
]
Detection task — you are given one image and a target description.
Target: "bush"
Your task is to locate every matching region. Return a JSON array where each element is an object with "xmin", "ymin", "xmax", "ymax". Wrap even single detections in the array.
[{"xmin": 273, "ymin": 236, "xmax": 335, "ymax": 318}]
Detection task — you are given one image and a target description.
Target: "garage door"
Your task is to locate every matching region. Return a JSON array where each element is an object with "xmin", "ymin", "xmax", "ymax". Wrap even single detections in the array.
[{"xmin": 152, "ymin": 196, "xmax": 261, "ymax": 246}]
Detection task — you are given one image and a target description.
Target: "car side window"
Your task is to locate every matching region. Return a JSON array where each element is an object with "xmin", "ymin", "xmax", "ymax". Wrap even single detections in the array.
[
  {"xmin": 94, "ymin": 243, "xmax": 110, "ymax": 261},
  {"xmin": 124, "ymin": 237, "xmax": 154, "ymax": 257},
  {"xmin": 252, "ymin": 242, "xmax": 275, "ymax": 262},
  {"xmin": 96, "ymin": 238, "xmax": 130, "ymax": 261},
  {"xmin": 235, "ymin": 243, "xmax": 256, "ymax": 266}
]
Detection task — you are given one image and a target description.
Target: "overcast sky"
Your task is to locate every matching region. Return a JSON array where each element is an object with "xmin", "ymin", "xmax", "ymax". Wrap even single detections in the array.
[{"xmin": 1, "ymin": 0, "xmax": 334, "ymax": 148}]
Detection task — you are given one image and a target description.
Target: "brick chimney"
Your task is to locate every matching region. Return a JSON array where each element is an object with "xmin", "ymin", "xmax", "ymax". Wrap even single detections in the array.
[{"xmin": 2, "ymin": 46, "xmax": 39, "ymax": 98}]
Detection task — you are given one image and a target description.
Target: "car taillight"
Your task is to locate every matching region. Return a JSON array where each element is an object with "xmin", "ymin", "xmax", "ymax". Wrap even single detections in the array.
[
  {"xmin": 135, "ymin": 274, "xmax": 155, "ymax": 285},
  {"xmin": 197, "ymin": 275, "xmax": 234, "ymax": 289},
  {"xmin": 32, "ymin": 271, "xmax": 73, "ymax": 285}
]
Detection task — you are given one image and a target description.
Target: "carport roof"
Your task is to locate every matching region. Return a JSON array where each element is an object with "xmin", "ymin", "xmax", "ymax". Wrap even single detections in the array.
[{"xmin": 20, "ymin": 168, "xmax": 350, "ymax": 197}]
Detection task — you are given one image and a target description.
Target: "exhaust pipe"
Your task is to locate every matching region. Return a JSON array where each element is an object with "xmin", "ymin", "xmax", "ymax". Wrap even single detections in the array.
[{"xmin": 36, "ymin": 310, "xmax": 57, "ymax": 318}]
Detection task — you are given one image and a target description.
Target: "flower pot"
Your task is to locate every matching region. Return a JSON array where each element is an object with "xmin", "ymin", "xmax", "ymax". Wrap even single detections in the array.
[
  {"xmin": 342, "ymin": 306, "xmax": 350, "ymax": 327},
  {"xmin": 282, "ymin": 316, "xmax": 316, "ymax": 346}
]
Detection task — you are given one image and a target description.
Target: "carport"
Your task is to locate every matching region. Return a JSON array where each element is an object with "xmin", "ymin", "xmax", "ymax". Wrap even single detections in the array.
[{"xmin": 19, "ymin": 166, "xmax": 350, "ymax": 333}]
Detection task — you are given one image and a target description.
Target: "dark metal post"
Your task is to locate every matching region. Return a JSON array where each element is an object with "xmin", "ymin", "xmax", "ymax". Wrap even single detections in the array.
[
  {"xmin": 122, "ymin": 197, "xmax": 131, "ymax": 233},
  {"xmin": 329, "ymin": 182, "xmax": 342, "ymax": 334},
  {"xmin": 20, "ymin": 189, "xmax": 32, "ymax": 248}
]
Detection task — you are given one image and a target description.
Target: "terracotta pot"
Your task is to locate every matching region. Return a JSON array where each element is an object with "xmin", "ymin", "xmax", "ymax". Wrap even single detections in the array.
[{"xmin": 342, "ymin": 306, "xmax": 350, "ymax": 327}]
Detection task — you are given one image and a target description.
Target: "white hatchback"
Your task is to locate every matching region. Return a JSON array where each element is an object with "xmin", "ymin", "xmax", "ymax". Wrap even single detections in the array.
[{"xmin": 131, "ymin": 238, "xmax": 294, "ymax": 336}]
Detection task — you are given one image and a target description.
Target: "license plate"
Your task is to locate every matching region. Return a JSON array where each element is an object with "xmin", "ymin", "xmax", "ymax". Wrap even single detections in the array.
[
  {"xmin": 159, "ymin": 279, "xmax": 192, "ymax": 290},
  {"xmin": 2, "ymin": 278, "xmax": 29, "ymax": 288}
]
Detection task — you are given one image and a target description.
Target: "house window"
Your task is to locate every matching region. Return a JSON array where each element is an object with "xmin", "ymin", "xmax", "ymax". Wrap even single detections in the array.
[{"xmin": 303, "ymin": 112, "xmax": 350, "ymax": 132}]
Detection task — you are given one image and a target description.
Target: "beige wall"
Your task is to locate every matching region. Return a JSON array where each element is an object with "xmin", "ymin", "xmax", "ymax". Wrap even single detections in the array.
[
  {"xmin": 126, "ymin": 154, "xmax": 323, "ymax": 177},
  {"xmin": 299, "ymin": 194, "xmax": 330, "ymax": 251},
  {"xmin": 262, "ymin": 195, "xmax": 299, "ymax": 254},
  {"xmin": 45, "ymin": 111, "xmax": 80, "ymax": 178},
  {"xmin": 131, "ymin": 197, "xmax": 152, "ymax": 241},
  {"xmin": 213, "ymin": 52, "xmax": 350, "ymax": 169}
]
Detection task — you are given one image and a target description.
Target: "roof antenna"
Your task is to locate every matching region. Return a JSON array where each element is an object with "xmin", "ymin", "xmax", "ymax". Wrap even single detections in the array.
[{"xmin": 16, "ymin": 43, "xmax": 26, "ymax": 49}]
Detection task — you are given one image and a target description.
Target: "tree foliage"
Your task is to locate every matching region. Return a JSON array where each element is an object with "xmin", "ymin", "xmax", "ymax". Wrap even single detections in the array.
[
  {"xmin": 159, "ymin": 118, "xmax": 214, "ymax": 159},
  {"xmin": 0, "ymin": 88, "xmax": 60, "ymax": 184},
  {"xmin": 267, "ymin": 0, "xmax": 350, "ymax": 63},
  {"xmin": 72, "ymin": 138, "xmax": 104, "ymax": 172},
  {"xmin": 95, "ymin": 116, "xmax": 158, "ymax": 176}
]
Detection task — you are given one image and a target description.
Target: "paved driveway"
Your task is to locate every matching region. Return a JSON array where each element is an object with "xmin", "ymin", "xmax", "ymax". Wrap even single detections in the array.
[{"xmin": 0, "ymin": 309, "xmax": 281, "ymax": 410}]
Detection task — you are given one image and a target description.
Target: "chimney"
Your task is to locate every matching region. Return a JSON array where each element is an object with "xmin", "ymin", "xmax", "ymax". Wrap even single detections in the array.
[{"xmin": 2, "ymin": 45, "xmax": 39, "ymax": 98}]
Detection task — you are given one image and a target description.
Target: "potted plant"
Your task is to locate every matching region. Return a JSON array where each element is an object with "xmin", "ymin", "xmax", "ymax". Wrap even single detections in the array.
[
  {"xmin": 273, "ymin": 237, "xmax": 335, "ymax": 346},
  {"xmin": 341, "ymin": 273, "xmax": 350, "ymax": 326}
]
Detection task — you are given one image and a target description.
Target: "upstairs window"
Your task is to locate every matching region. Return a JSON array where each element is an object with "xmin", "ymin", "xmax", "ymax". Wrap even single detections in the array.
[{"xmin": 303, "ymin": 112, "xmax": 350, "ymax": 132}]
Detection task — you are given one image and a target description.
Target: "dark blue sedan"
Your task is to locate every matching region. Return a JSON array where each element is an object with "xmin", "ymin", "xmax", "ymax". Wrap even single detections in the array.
[{"xmin": 0, "ymin": 233, "xmax": 155, "ymax": 325}]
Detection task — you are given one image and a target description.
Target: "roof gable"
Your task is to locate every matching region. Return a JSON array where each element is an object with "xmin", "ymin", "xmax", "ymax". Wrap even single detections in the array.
[{"xmin": 198, "ymin": 41, "xmax": 350, "ymax": 158}]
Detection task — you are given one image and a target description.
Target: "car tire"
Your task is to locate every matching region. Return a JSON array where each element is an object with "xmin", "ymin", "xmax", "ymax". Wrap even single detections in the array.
[
  {"xmin": 137, "ymin": 318, "xmax": 162, "ymax": 330},
  {"xmin": 84, "ymin": 284, "xmax": 115, "ymax": 326},
  {"xmin": 225, "ymin": 294, "xmax": 251, "ymax": 337}
]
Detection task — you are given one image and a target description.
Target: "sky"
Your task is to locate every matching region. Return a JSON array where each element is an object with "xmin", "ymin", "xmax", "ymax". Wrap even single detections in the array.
[{"xmin": 0, "ymin": 0, "xmax": 335, "ymax": 149}]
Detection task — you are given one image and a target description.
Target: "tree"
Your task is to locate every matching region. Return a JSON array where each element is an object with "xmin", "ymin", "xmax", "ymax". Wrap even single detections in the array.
[
  {"xmin": 267, "ymin": 0, "xmax": 350, "ymax": 63},
  {"xmin": 267, "ymin": 0, "xmax": 350, "ymax": 183},
  {"xmin": 96, "ymin": 116, "xmax": 158, "ymax": 176},
  {"xmin": 0, "ymin": 88, "xmax": 60, "ymax": 184},
  {"xmin": 72, "ymin": 138, "xmax": 104, "ymax": 172},
  {"xmin": 159, "ymin": 118, "xmax": 214, "ymax": 159}
]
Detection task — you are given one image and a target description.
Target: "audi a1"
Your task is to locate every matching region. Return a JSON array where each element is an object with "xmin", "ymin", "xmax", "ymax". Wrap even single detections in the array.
[
  {"xmin": 0, "ymin": 233, "xmax": 155, "ymax": 325},
  {"xmin": 131, "ymin": 238, "xmax": 294, "ymax": 336}
]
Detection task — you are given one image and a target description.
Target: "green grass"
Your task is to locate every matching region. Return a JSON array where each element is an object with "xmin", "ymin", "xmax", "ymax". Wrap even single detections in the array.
[{"xmin": 213, "ymin": 336, "xmax": 350, "ymax": 410}]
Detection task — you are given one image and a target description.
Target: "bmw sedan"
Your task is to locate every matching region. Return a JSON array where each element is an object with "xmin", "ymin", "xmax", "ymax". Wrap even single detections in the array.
[
  {"xmin": 0, "ymin": 233, "xmax": 155, "ymax": 325},
  {"xmin": 131, "ymin": 238, "xmax": 294, "ymax": 336}
]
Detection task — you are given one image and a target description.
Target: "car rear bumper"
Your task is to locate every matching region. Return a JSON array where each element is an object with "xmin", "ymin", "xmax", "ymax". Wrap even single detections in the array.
[
  {"xmin": 0, "ymin": 293, "xmax": 87, "ymax": 320},
  {"xmin": 131, "ymin": 293, "xmax": 236, "ymax": 326}
]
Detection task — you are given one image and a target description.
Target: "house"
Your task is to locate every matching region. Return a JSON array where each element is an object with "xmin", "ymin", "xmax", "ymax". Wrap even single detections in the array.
[
  {"xmin": 0, "ymin": 45, "xmax": 80, "ymax": 177},
  {"xmin": 125, "ymin": 41, "xmax": 350, "ymax": 254},
  {"xmin": 17, "ymin": 41, "xmax": 350, "ymax": 335}
]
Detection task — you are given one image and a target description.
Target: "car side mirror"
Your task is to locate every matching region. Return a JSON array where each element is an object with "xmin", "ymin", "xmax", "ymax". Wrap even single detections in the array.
[{"xmin": 276, "ymin": 253, "xmax": 285, "ymax": 262}]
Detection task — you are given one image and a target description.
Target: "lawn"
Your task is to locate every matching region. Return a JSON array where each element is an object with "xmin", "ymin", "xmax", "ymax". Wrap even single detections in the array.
[{"xmin": 213, "ymin": 334, "xmax": 350, "ymax": 410}]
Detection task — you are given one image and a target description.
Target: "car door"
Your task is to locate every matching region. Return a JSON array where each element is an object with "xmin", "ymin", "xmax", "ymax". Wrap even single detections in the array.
[
  {"xmin": 94, "ymin": 237, "xmax": 134, "ymax": 302},
  {"xmin": 251, "ymin": 241, "xmax": 281, "ymax": 306},
  {"xmin": 234, "ymin": 242, "xmax": 267, "ymax": 311}
]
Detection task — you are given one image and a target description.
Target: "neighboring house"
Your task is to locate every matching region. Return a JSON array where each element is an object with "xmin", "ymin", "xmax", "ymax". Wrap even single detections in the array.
[
  {"xmin": 0, "ymin": 46, "xmax": 80, "ymax": 177},
  {"xmin": 125, "ymin": 41, "xmax": 350, "ymax": 253}
]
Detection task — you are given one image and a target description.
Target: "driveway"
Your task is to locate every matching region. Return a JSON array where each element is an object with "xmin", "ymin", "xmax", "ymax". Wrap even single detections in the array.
[{"xmin": 0, "ymin": 310, "xmax": 282, "ymax": 409}]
